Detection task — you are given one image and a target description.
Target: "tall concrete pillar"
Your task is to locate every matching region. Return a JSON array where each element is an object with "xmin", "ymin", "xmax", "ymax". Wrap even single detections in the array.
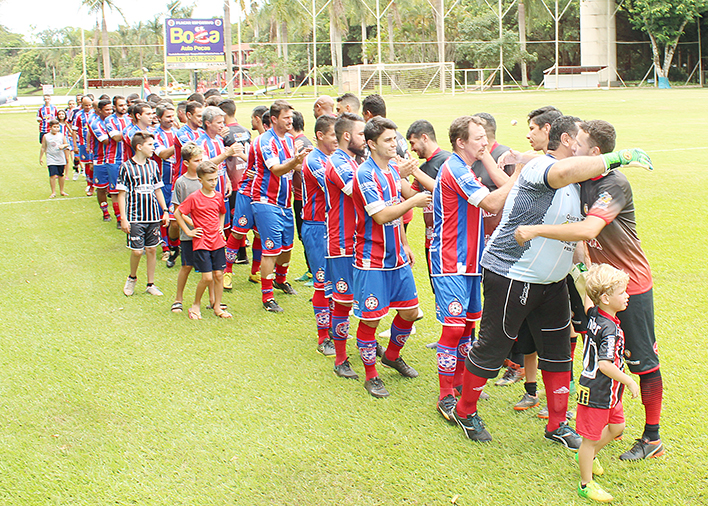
[{"xmin": 580, "ymin": 0, "xmax": 617, "ymax": 85}]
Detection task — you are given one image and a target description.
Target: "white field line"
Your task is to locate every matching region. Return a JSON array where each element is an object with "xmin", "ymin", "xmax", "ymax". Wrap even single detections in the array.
[{"xmin": 0, "ymin": 196, "xmax": 89, "ymax": 206}]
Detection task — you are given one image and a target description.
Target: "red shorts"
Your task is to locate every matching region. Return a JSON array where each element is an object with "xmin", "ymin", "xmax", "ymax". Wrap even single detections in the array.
[{"xmin": 576, "ymin": 401, "xmax": 625, "ymax": 441}]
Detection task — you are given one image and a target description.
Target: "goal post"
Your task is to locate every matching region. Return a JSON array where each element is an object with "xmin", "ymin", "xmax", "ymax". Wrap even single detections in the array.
[{"xmin": 341, "ymin": 62, "xmax": 456, "ymax": 96}]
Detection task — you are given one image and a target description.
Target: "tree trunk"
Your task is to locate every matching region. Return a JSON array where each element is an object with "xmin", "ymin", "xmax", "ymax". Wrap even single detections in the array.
[
  {"xmin": 93, "ymin": 20, "xmax": 101, "ymax": 77},
  {"xmin": 519, "ymin": 0, "xmax": 528, "ymax": 87},
  {"xmin": 101, "ymin": 3, "xmax": 111, "ymax": 79},
  {"xmin": 281, "ymin": 21, "xmax": 289, "ymax": 91},
  {"xmin": 330, "ymin": 14, "xmax": 344, "ymax": 90},
  {"xmin": 361, "ymin": 19, "xmax": 367, "ymax": 64},
  {"xmin": 662, "ymin": 20, "xmax": 688, "ymax": 77},
  {"xmin": 387, "ymin": 11, "xmax": 395, "ymax": 62}
]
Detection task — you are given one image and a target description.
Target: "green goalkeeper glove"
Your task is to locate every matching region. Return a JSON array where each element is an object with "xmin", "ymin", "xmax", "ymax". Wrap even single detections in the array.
[{"xmin": 600, "ymin": 148, "xmax": 653, "ymax": 175}]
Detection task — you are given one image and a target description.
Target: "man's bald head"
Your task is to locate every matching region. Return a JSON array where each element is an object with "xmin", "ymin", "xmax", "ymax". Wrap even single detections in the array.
[{"xmin": 313, "ymin": 95, "xmax": 335, "ymax": 119}]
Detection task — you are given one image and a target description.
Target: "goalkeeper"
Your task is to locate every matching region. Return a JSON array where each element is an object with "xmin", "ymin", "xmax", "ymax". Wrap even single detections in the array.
[
  {"xmin": 514, "ymin": 119, "xmax": 663, "ymax": 461},
  {"xmin": 451, "ymin": 116, "xmax": 652, "ymax": 448}
]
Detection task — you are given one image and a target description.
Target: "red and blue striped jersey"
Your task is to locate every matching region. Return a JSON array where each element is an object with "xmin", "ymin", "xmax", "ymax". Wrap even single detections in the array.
[
  {"xmin": 67, "ymin": 106, "xmax": 81, "ymax": 124},
  {"xmin": 197, "ymin": 133, "xmax": 228, "ymax": 196},
  {"xmin": 58, "ymin": 123, "xmax": 73, "ymax": 150},
  {"xmin": 174, "ymin": 125, "xmax": 203, "ymax": 184},
  {"xmin": 72, "ymin": 109, "xmax": 91, "ymax": 147},
  {"xmin": 351, "ymin": 157, "xmax": 408, "ymax": 270},
  {"xmin": 324, "ymin": 149, "xmax": 358, "ymax": 258},
  {"xmin": 37, "ymin": 104, "xmax": 57, "ymax": 133},
  {"xmin": 252, "ymin": 129, "xmax": 295, "ymax": 208},
  {"xmin": 238, "ymin": 139, "xmax": 259, "ymax": 198},
  {"xmin": 106, "ymin": 114, "xmax": 130, "ymax": 162},
  {"xmin": 428, "ymin": 152, "xmax": 490, "ymax": 276},
  {"xmin": 89, "ymin": 116, "xmax": 121, "ymax": 165},
  {"xmin": 122, "ymin": 122, "xmax": 154, "ymax": 160},
  {"xmin": 153, "ymin": 125, "xmax": 178, "ymax": 187},
  {"xmin": 301, "ymin": 147, "xmax": 329, "ymax": 222}
]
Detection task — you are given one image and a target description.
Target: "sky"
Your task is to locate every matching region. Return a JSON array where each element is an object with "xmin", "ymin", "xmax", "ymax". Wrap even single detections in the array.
[{"xmin": 0, "ymin": 0, "xmax": 244, "ymax": 39}]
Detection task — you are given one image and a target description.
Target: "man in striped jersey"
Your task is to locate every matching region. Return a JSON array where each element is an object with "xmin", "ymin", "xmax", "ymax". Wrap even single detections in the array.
[
  {"xmin": 37, "ymin": 94, "xmax": 57, "ymax": 143},
  {"xmin": 117, "ymin": 131, "xmax": 169, "ymax": 297},
  {"xmin": 89, "ymin": 98, "xmax": 122, "ymax": 222},
  {"xmin": 122, "ymin": 103, "xmax": 154, "ymax": 160},
  {"xmin": 173, "ymin": 102, "xmax": 204, "ymax": 185},
  {"xmin": 153, "ymin": 104, "xmax": 180, "ymax": 265},
  {"xmin": 73, "ymin": 96, "xmax": 96, "ymax": 196}
]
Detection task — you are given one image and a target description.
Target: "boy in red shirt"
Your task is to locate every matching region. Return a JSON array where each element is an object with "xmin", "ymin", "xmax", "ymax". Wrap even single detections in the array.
[{"xmin": 174, "ymin": 161, "xmax": 231, "ymax": 319}]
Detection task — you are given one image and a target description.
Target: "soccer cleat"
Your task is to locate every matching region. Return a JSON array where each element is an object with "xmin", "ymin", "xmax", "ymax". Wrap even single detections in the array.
[
  {"xmin": 538, "ymin": 406, "xmax": 575, "ymax": 420},
  {"xmin": 166, "ymin": 247, "xmax": 179, "ymax": 268},
  {"xmin": 103, "ymin": 214, "xmax": 111, "ymax": 222},
  {"xmin": 235, "ymin": 247, "xmax": 249, "ymax": 264},
  {"xmin": 248, "ymin": 272, "xmax": 261, "ymax": 284},
  {"xmin": 223, "ymin": 272, "xmax": 233, "ymax": 291},
  {"xmin": 364, "ymin": 376, "xmax": 389, "ymax": 398},
  {"xmin": 577, "ymin": 481, "xmax": 613, "ymax": 503},
  {"xmin": 619, "ymin": 438, "xmax": 664, "ymax": 461},
  {"xmin": 381, "ymin": 354, "xmax": 419, "ymax": 378},
  {"xmin": 479, "ymin": 389, "xmax": 490, "ymax": 400},
  {"xmin": 273, "ymin": 280, "xmax": 297, "ymax": 295},
  {"xmin": 544, "ymin": 421, "xmax": 582, "ymax": 450},
  {"xmin": 145, "ymin": 285, "xmax": 164, "ymax": 296},
  {"xmin": 317, "ymin": 337, "xmax": 336, "ymax": 357},
  {"xmin": 333, "ymin": 359, "xmax": 359, "ymax": 379},
  {"xmin": 376, "ymin": 341, "xmax": 385, "ymax": 359},
  {"xmin": 263, "ymin": 299, "xmax": 284, "ymax": 313},
  {"xmin": 575, "ymin": 452, "xmax": 604, "ymax": 476},
  {"xmin": 295, "ymin": 271, "xmax": 312, "ymax": 282},
  {"xmin": 514, "ymin": 393, "xmax": 540, "ymax": 411},
  {"xmin": 495, "ymin": 366, "xmax": 525, "ymax": 386},
  {"xmin": 453, "ymin": 410, "xmax": 492, "ymax": 442},
  {"xmin": 437, "ymin": 394, "xmax": 458, "ymax": 425},
  {"xmin": 304, "ymin": 279, "xmax": 314, "ymax": 287},
  {"xmin": 123, "ymin": 277, "xmax": 137, "ymax": 296}
]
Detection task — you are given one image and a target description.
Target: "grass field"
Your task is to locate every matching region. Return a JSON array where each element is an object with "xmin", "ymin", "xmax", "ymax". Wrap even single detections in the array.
[{"xmin": 1, "ymin": 88, "xmax": 707, "ymax": 505}]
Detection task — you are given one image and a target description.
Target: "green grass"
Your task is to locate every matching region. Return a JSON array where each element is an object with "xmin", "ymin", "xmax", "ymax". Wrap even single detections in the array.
[{"xmin": 1, "ymin": 88, "xmax": 707, "ymax": 505}]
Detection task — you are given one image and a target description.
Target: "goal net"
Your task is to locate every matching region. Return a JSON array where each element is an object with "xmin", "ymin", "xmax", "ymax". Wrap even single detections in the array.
[{"xmin": 341, "ymin": 62, "xmax": 455, "ymax": 95}]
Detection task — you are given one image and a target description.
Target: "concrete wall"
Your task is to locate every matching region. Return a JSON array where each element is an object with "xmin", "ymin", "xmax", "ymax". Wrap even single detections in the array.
[{"xmin": 580, "ymin": 0, "xmax": 618, "ymax": 85}]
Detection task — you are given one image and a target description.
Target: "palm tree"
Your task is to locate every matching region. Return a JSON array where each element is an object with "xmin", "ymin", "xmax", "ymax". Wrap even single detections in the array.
[
  {"xmin": 82, "ymin": 0, "xmax": 126, "ymax": 79},
  {"xmin": 330, "ymin": 0, "xmax": 347, "ymax": 89},
  {"xmin": 166, "ymin": 0, "xmax": 194, "ymax": 18}
]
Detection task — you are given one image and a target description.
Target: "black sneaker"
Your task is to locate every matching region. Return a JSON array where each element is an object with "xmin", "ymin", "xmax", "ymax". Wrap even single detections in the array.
[
  {"xmin": 376, "ymin": 341, "xmax": 385, "ymax": 358},
  {"xmin": 544, "ymin": 421, "xmax": 582, "ymax": 450},
  {"xmin": 273, "ymin": 280, "xmax": 297, "ymax": 295},
  {"xmin": 263, "ymin": 299, "xmax": 284, "ymax": 313},
  {"xmin": 364, "ymin": 376, "xmax": 389, "ymax": 398},
  {"xmin": 166, "ymin": 247, "xmax": 180, "ymax": 268},
  {"xmin": 333, "ymin": 359, "xmax": 359, "ymax": 379},
  {"xmin": 437, "ymin": 394, "xmax": 458, "ymax": 424},
  {"xmin": 317, "ymin": 337, "xmax": 336, "ymax": 357},
  {"xmin": 381, "ymin": 354, "xmax": 419, "ymax": 378},
  {"xmin": 619, "ymin": 438, "xmax": 665, "ymax": 461},
  {"xmin": 235, "ymin": 246, "xmax": 249, "ymax": 264},
  {"xmin": 453, "ymin": 410, "xmax": 492, "ymax": 442}
]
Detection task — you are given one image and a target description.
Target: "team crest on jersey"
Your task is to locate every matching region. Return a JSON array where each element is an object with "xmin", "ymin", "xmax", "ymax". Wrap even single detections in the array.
[
  {"xmin": 595, "ymin": 191, "xmax": 612, "ymax": 210},
  {"xmin": 336, "ymin": 280, "xmax": 349, "ymax": 293},
  {"xmin": 238, "ymin": 216, "xmax": 248, "ymax": 226},
  {"xmin": 364, "ymin": 296, "xmax": 379, "ymax": 310},
  {"xmin": 315, "ymin": 268, "xmax": 325, "ymax": 282},
  {"xmin": 264, "ymin": 238, "xmax": 275, "ymax": 250},
  {"xmin": 448, "ymin": 301, "xmax": 464, "ymax": 316}
]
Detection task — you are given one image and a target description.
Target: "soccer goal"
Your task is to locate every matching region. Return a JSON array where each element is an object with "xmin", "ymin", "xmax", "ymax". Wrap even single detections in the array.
[{"xmin": 341, "ymin": 62, "xmax": 456, "ymax": 96}]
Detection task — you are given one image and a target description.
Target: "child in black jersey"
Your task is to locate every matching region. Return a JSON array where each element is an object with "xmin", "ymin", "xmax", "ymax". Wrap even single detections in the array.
[{"xmin": 575, "ymin": 264, "xmax": 640, "ymax": 503}]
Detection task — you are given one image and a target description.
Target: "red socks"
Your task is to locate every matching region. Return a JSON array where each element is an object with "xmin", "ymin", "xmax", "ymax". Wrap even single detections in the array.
[
  {"xmin": 455, "ymin": 370, "xmax": 487, "ymax": 418},
  {"xmin": 385, "ymin": 313, "xmax": 414, "ymax": 361},
  {"xmin": 312, "ymin": 288, "xmax": 331, "ymax": 344},
  {"xmin": 542, "ymin": 369, "xmax": 571, "ymax": 432},
  {"xmin": 356, "ymin": 323, "xmax": 379, "ymax": 380},
  {"xmin": 274, "ymin": 263, "xmax": 288, "ymax": 285},
  {"xmin": 261, "ymin": 277, "xmax": 274, "ymax": 303},
  {"xmin": 640, "ymin": 370, "xmax": 663, "ymax": 427},
  {"xmin": 112, "ymin": 201, "xmax": 121, "ymax": 221},
  {"xmin": 437, "ymin": 325, "xmax": 465, "ymax": 399}
]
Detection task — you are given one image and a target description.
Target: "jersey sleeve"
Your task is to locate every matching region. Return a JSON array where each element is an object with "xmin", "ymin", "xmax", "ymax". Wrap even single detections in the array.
[
  {"xmin": 90, "ymin": 118, "xmax": 109, "ymax": 142},
  {"xmin": 453, "ymin": 166, "xmax": 490, "ymax": 207},
  {"xmin": 597, "ymin": 326, "xmax": 617, "ymax": 362},
  {"xmin": 260, "ymin": 136, "xmax": 280, "ymax": 169},
  {"xmin": 356, "ymin": 168, "xmax": 385, "ymax": 216},
  {"xmin": 521, "ymin": 156, "xmax": 556, "ymax": 191},
  {"xmin": 106, "ymin": 117, "xmax": 121, "ymax": 138},
  {"xmin": 178, "ymin": 193, "xmax": 195, "ymax": 216},
  {"xmin": 116, "ymin": 162, "xmax": 129, "ymax": 192},
  {"xmin": 331, "ymin": 162, "xmax": 354, "ymax": 196},
  {"xmin": 586, "ymin": 179, "xmax": 627, "ymax": 225}
]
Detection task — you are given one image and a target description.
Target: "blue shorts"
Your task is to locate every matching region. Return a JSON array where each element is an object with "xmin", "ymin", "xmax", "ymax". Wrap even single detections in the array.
[
  {"xmin": 78, "ymin": 144, "xmax": 93, "ymax": 163},
  {"xmin": 326, "ymin": 256, "xmax": 354, "ymax": 303},
  {"xmin": 352, "ymin": 265, "xmax": 419, "ymax": 320},
  {"xmin": 193, "ymin": 247, "xmax": 226, "ymax": 273},
  {"xmin": 301, "ymin": 221, "xmax": 326, "ymax": 289},
  {"xmin": 93, "ymin": 163, "xmax": 120, "ymax": 191},
  {"xmin": 161, "ymin": 185, "xmax": 172, "ymax": 209},
  {"xmin": 231, "ymin": 192, "xmax": 255, "ymax": 234},
  {"xmin": 432, "ymin": 275, "xmax": 482, "ymax": 327},
  {"xmin": 252, "ymin": 203, "xmax": 294, "ymax": 256},
  {"xmin": 181, "ymin": 240, "xmax": 194, "ymax": 267}
]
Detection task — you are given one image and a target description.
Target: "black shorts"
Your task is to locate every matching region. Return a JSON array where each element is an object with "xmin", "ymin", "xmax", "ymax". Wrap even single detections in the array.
[
  {"xmin": 466, "ymin": 269, "xmax": 572, "ymax": 378},
  {"xmin": 48, "ymin": 165, "xmax": 65, "ymax": 177},
  {"xmin": 617, "ymin": 288, "xmax": 660, "ymax": 374},
  {"xmin": 568, "ymin": 274, "xmax": 588, "ymax": 334},
  {"xmin": 181, "ymin": 240, "xmax": 194, "ymax": 267},
  {"xmin": 126, "ymin": 222, "xmax": 161, "ymax": 250},
  {"xmin": 512, "ymin": 320, "xmax": 537, "ymax": 355},
  {"xmin": 193, "ymin": 247, "xmax": 226, "ymax": 273}
]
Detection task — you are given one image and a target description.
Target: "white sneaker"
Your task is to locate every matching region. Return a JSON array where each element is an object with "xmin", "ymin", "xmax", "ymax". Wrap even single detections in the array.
[
  {"xmin": 145, "ymin": 284, "xmax": 164, "ymax": 296},
  {"xmin": 72, "ymin": 172, "xmax": 79, "ymax": 181},
  {"xmin": 123, "ymin": 277, "xmax": 137, "ymax": 296}
]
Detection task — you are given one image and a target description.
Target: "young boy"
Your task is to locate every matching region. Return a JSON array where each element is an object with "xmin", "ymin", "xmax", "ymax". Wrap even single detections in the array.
[
  {"xmin": 39, "ymin": 119, "xmax": 69, "ymax": 198},
  {"xmin": 576, "ymin": 264, "xmax": 640, "ymax": 503},
  {"xmin": 117, "ymin": 131, "xmax": 169, "ymax": 296},
  {"xmin": 170, "ymin": 142, "xmax": 204, "ymax": 313},
  {"xmin": 174, "ymin": 161, "xmax": 231, "ymax": 319}
]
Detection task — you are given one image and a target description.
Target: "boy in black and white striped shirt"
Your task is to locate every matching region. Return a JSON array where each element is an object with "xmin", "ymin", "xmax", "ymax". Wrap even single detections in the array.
[{"xmin": 117, "ymin": 131, "xmax": 169, "ymax": 296}]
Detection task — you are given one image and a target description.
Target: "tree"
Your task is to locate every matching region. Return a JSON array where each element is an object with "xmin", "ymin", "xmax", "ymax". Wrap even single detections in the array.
[
  {"xmin": 622, "ymin": 0, "xmax": 706, "ymax": 80},
  {"xmin": 82, "ymin": 0, "xmax": 126, "ymax": 79},
  {"xmin": 13, "ymin": 50, "xmax": 46, "ymax": 88},
  {"xmin": 166, "ymin": 0, "xmax": 194, "ymax": 18}
]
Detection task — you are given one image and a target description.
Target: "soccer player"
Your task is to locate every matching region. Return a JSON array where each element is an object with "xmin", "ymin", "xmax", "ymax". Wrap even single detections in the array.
[
  {"xmin": 251, "ymin": 100, "xmax": 311, "ymax": 313},
  {"xmin": 361, "ymin": 94, "xmax": 408, "ymax": 158},
  {"xmin": 429, "ymin": 116, "xmax": 519, "ymax": 422},
  {"xmin": 325, "ymin": 112, "xmax": 367, "ymax": 379},
  {"xmin": 173, "ymin": 101, "xmax": 203, "ymax": 185},
  {"xmin": 251, "ymin": 105, "xmax": 269, "ymax": 135},
  {"xmin": 73, "ymin": 96, "xmax": 96, "ymax": 196},
  {"xmin": 122, "ymin": 102, "xmax": 155, "ymax": 159},
  {"xmin": 291, "ymin": 111, "xmax": 314, "ymax": 284},
  {"xmin": 336, "ymin": 93, "xmax": 360, "ymax": 115},
  {"xmin": 453, "ymin": 115, "xmax": 652, "ymax": 446},
  {"xmin": 302, "ymin": 114, "xmax": 338, "ymax": 355},
  {"xmin": 39, "ymin": 119, "xmax": 69, "ymax": 198},
  {"xmin": 88, "ymin": 98, "xmax": 122, "ymax": 222},
  {"xmin": 313, "ymin": 95, "xmax": 335, "ymax": 118},
  {"xmin": 350, "ymin": 116, "xmax": 431, "ymax": 398},
  {"xmin": 37, "ymin": 94, "xmax": 57, "ymax": 143},
  {"xmin": 153, "ymin": 103, "xmax": 180, "ymax": 265},
  {"xmin": 514, "ymin": 119, "xmax": 664, "ymax": 461},
  {"xmin": 573, "ymin": 264, "xmax": 639, "ymax": 503},
  {"xmin": 117, "ymin": 131, "xmax": 169, "ymax": 297}
]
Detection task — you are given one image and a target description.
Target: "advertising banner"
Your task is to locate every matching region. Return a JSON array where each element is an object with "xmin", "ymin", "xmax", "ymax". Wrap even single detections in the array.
[
  {"xmin": 165, "ymin": 18, "xmax": 226, "ymax": 69},
  {"xmin": 0, "ymin": 72, "xmax": 21, "ymax": 106}
]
